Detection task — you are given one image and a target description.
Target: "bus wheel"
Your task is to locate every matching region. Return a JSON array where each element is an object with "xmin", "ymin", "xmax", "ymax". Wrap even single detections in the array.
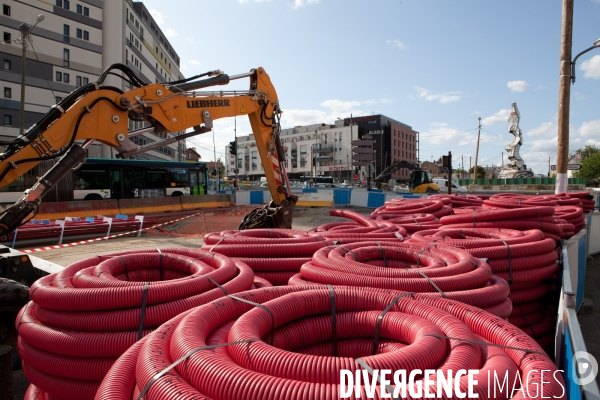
[
  {"xmin": 171, "ymin": 191, "xmax": 183, "ymax": 196},
  {"xmin": 84, "ymin": 194, "xmax": 103, "ymax": 201},
  {"xmin": 0, "ymin": 278, "xmax": 29, "ymax": 370}
]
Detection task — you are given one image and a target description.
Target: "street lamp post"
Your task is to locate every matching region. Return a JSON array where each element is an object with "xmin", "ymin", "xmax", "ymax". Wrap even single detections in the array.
[
  {"xmin": 570, "ymin": 38, "xmax": 600, "ymax": 84},
  {"xmin": 16, "ymin": 14, "xmax": 44, "ymax": 137}
]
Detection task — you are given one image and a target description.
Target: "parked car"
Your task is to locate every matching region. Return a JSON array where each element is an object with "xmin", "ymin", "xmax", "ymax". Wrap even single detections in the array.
[{"xmin": 432, "ymin": 179, "xmax": 468, "ymax": 192}]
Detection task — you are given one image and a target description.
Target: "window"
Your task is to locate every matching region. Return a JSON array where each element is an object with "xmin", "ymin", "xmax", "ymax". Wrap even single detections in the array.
[
  {"xmin": 135, "ymin": 38, "xmax": 138, "ymax": 47},
  {"xmin": 63, "ymin": 48, "xmax": 69, "ymax": 67},
  {"xmin": 76, "ymin": 4, "xmax": 82, "ymax": 13},
  {"xmin": 83, "ymin": 7, "xmax": 89, "ymax": 16},
  {"xmin": 3, "ymin": 5, "xmax": 10, "ymax": 16},
  {"xmin": 55, "ymin": 96, "xmax": 62, "ymax": 103},
  {"xmin": 4, "ymin": 87, "xmax": 11, "ymax": 98},
  {"xmin": 3, "ymin": 32, "xmax": 10, "ymax": 43},
  {"xmin": 76, "ymin": 76, "xmax": 81, "ymax": 87},
  {"xmin": 3, "ymin": 59, "xmax": 10, "ymax": 71},
  {"xmin": 63, "ymin": 0, "xmax": 70, "ymax": 10},
  {"xmin": 83, "ymin": 31, "xmax": 89, "ymax": 41},
  {"xmin": 130, "ymin": 13, "xmax": 134, "ymax": 22},
  {"xmin": 76, "ymin": 28, "xmax": 82, "ymax": 38},
  {"xmin": 63, "ymin": 24, "xmax": 70, "ymax": 43},
  {"xmin": 63, "ymin": 73, "xmax": 69, "ymax": 83},
  {"xmin": 56, "ymin": 0, "xmax": 62, "ymax": 6},
  {"xmin": 83, "ymin": 77, "xmax": 88, "ymax": 85},
  {"xmin": 135, "ymin": 20, "xmax": 139, "ymax": 29},
  {"xmin": 55, "ymin": 71, "xmax": 62, "ymax": 81},
  {"xmin": 4, "ymin": 115, "xmax": 11, "ymax": 126}
]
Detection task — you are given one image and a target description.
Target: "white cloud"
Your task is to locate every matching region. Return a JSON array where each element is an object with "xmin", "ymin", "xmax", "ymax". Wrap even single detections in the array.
[
  {"xmin": 387, "ymin": 39, "xmax": 406, "ymax": 50},
  {"xmin": 481, "ymin": 109, "xmax": 511, "ymax": 125},
  {"xmin": 185, "ymin": 37, "xmax": 196, "ymax": 45},
  {"xmin": 412, "ymin": 86, "xmax": 462, "ymax": 104},
  {"xmin": 189, "ymin": 60, "xmax": 202, "ymax": 65},
  {"xmin": 239, "ymin": 0, "xmax": 273, "ymax": 3},
  {"xmin": 576, "ymin": 120, "xmax": 600, "ymax": 137},
  {"xmin": 165, "ymin": 28, "xmax": 177, "ymax": 38},
  {"xmin": 149, "ymin": 9, "xmax": 165, "ymax": 26},
  {"xmin": 292, "ymin": 0, "xmax": 320, "ymax": 9},
  {"xmin": 420, "ymin": 123, "xmax": 485, "ymax": 147},
  {"xmin": 506, "ymin": 80, "xmax": 530, "ymax": 93},
  {"xmin": 533, "ymin": 85, "xmax": 546, "ymax": 91},
  {"xmin": 528, "ymin": 121, "xmax": 557, "ymax": 136},
  {"xmin": 281, "ymin": 99, "xmax": 364, "ymax": 127},
  {"xmin": 580, "ymin": 55, "xmax": 600, "ymax": 79}
]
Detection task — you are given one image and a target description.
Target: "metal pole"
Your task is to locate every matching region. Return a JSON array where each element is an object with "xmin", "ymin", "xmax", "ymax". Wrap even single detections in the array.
[
  {"xmin": 473, "ymin": 117, "xmax": 481, "ymax": 187},
  {"xmin": 19, "ymin": 24, "xmax": 30, "ymax": 137},
  {"xmin": 447, "ymin": 151, "xmax": 452, "ymax": 195},
  {"xmin": 234, "ymin": 116, "xmax": 238, "ymax": 188},
  {"xmin": 556, "ymin": 0, "xmax": 574, "ymax": 194}
]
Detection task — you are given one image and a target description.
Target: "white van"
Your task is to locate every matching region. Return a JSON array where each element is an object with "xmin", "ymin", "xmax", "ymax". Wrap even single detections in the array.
[{"xmin": 433, "ymin": 179, "xmax": 468, "ymax": 193}]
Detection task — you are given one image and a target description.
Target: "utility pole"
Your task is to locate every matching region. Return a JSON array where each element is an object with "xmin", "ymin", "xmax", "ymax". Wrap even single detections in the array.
[
  {"xmin": 556, "ymin": 0, "xmax": 573, "ymax": 194},
  {"xmin": 473, "ymin": 117, "xmax": 481, "ymax": 186},
  {"xmin": 17, "ymin": 15, "xmax": 45, "ymax": 137},
  {"xmin": 461, "ymin": 155, "xmax": 464, "ymax": 180},
  {"xmin": 502, "ymin": 152, "xmax": 504, "ymax": 168},
  {"xmin": 234, "ymin": 116, "xmax": 238, "ymax": 189},
  {"xmin": 548, "ymin": 156, "xmax": 551, "ymax": 177},
  {"xmin": 469, "ymin": 156, "xmax": 472, "ymax": 181}
]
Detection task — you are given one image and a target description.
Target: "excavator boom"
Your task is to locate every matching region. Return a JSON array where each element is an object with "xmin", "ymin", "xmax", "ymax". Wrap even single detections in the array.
[{"xmin": 0, "ymin": 64, "xmax": 296, "ymax": 235}]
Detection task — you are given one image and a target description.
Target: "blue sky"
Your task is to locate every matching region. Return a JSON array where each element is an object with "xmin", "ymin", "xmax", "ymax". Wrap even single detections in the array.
[{"xmin": 142, "ymin": 0, "xmax": 600, "ymax": 175}]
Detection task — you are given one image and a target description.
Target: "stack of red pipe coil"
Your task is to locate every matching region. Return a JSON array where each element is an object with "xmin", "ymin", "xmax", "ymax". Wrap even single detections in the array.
[
  {"xmin": 372, "ymin": 213, "xmax": 441, "ymax": 233},
  {"xmin": 440, "ymin": 206, "xmax": 566, "ymax": 241},
  {"xmin": 202, "ymin": 229, "xmax": 335, "ymax": 285},
  {"xmin": 308, "ymin": 210, "xmax": 407, "ymax": 243},
  {"xmin": 93, "ymin": 286, "xmax": 564, "ymax": 400},
  {"xmin": 370, "ymin": 198, "xmax": 453, "ymax": 219},
  {"xmin": 409, "ymin": 228, "xmax": 559, "ymax": 348},
  {"xmin": 428, "ymin": 194, "xmax": 485, "ymax": 208},
  {"xmin": 289, "ymin": 241, "xmax": 511, "ymax": 318},
  {"xmin": 18, "ymin": 248, "xmax": 254, "ymax": 400}
]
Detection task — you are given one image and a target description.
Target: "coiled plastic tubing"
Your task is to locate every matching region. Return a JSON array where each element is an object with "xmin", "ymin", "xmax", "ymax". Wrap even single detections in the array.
[
  {"xmin": 202, "ymin": 228, "xmax": 336, "ymax": 285},
  {"xmin": 96, "ymin": 285, "xmax": 564, "ymax": 399},
  {"xmin": 18, "ymin": 248, "xmax": 255, "ymax": 400},
  {"xmin": 289, "ymin": 241, "xmax": 512, "ymax": 318}
]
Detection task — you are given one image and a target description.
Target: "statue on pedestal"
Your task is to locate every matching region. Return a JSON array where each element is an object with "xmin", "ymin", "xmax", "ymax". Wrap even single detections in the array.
[{"xmin": 499, "ymin": 103, "xmax": 534, "ymax": 179}]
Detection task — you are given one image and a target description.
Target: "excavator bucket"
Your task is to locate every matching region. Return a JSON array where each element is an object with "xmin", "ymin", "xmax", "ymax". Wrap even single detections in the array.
[{"xmin": 238, "ymin": 194, "xmax": 298, "ymax": 230}]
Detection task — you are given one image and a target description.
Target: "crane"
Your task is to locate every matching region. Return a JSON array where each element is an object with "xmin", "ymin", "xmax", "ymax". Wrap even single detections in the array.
[{"xmin": 0, "ymin": 64, "xmax": 297, "ymax": 235}]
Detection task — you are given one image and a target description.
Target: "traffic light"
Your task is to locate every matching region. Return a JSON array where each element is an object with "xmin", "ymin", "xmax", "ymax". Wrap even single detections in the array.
[{"xmin": 229, "ymin": 141, "xmax": 237, "ymax": 155}]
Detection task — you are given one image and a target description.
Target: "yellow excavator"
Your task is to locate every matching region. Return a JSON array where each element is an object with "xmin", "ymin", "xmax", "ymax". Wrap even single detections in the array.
[
  {"xmin": 0, "ymin": 64, "xmax": 297, "ymax": 235},
  {"xmin": 375, "ymin": 160, "xmax": 439, "ymax": 193}
]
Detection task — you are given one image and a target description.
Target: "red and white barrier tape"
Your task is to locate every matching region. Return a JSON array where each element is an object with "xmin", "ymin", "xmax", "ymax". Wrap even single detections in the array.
[{"xmin": 22, "ymin": 212, "xmax": 202, "ymax": 254}]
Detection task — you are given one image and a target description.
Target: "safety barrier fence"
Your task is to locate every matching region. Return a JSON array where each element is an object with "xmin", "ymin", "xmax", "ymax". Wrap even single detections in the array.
[
  {"xmin": 29, "ymin": 195, "xmax": 231, "ymax": 220},
  {"xmin": 556, "ymin": 217, "xmax": 600, "ymax": 400}
]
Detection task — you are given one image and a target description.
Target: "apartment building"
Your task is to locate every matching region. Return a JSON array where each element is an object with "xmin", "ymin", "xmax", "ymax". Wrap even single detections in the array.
[
  {"xmin": 225, "ymin": 122, "xmax": 357, "ymax": 182},
  {"xmin": 339, "ymin": 115, "xmax": 418, "ymax": 182},
  {"xmin": 226, "ymin": 114, "xmax": 418, "ymax": 183},
  {"xmin": 0, "ymin": 0, "xmax": 185, "ymax": 161}
]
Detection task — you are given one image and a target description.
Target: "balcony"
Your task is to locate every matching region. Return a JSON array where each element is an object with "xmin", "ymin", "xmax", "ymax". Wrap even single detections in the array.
[
  {"xmin": 313, "ymin": 146, "xmax": 334, "ymax": 153},
  {"xmin": 315, "ymin": 155, "xmax": 333, "ymax": 162}
]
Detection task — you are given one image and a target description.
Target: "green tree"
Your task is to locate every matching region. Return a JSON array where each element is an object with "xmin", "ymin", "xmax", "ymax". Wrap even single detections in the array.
[
  {"xmin": 469, "ymin": 166, "xmax": 486, "ymax": 179},
  {"xmin": 574, "ymin": 152, "xmax": 600, "ymax": 181},
  {"xmin": 569, "ymin": 144, "xmax": 599, "ymax": 161}
]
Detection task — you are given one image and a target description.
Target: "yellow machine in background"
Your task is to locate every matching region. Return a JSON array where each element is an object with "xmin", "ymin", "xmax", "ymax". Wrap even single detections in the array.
[{"xmin": 376, "ymin": 160, "xmax": 439, "ymax": 193}]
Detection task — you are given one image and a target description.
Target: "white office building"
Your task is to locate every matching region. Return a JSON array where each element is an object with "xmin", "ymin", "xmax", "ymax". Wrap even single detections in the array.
[
  {"xmin": 0, "ymin": 0, "xmax": 185, "ymax": 161},
  {"xmin": 225, "ymin": 121, "xmax": 358, "ymax": 182}
]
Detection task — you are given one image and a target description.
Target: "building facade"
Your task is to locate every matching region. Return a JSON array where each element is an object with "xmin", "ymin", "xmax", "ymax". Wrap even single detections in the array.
[
  {"xmin": 0, "ymin": 0, "xmax": 185, "ymax": 161},
  {"xmin": 225, "ymin": 114, "xmax": 418, "ymax": 183},
  {"xmin": 339, "ymin": 115, "xmax": 418, "ymax": 182},
  {"xmin": 226, "ymin": 123, "xmax": 356, "ymax": 182}
]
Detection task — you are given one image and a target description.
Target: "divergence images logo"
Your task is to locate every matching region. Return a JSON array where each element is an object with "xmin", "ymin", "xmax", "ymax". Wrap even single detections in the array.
[{"xmin": 574, "ymin": 351, "xmax": 598, "ymax": 386}]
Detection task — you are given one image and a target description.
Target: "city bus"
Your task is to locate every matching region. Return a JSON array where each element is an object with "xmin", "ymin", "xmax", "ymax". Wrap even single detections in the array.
[
  {"xmin": 298, "ymin": 175, "xmax": 335, "ymax": 185},
  {"xmin": 0, "ymin": 158, "xmax": 208, "ymax": 203}
]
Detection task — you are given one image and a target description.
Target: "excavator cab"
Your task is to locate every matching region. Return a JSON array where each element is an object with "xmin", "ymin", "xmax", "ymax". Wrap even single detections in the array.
[{"xmin": 409, "ymin": 170, "xmax": 439, "ymax": 193}]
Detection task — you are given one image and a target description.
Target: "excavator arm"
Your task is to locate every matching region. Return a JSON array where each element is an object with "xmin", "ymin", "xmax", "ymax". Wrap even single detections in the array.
[{"xmin": 0, "ymin": 64, "xmax": 296, "ymax": 235}]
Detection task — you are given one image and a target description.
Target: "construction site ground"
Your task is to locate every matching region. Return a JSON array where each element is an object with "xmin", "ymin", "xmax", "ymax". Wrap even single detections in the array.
[{"xmin": 10, "ymin": 205, "xmax": 600, "ymax": 399}]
